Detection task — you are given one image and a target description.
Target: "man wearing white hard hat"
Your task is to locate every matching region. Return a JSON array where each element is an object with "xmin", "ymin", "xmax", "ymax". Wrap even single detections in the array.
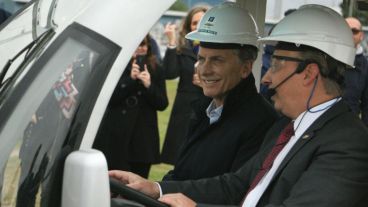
[
  {"xmin": 159, "ymin": 2, "xmax": 277, "ymax": 182},
  {"xmin": 109, "ymin": 4, "xmax": 368, "ymax": 207}
]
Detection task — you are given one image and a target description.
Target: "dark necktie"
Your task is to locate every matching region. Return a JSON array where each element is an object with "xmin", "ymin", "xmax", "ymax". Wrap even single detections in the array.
[{"xmin": 246, "ymin": 122, "xmax": 295, "ymax": 195}]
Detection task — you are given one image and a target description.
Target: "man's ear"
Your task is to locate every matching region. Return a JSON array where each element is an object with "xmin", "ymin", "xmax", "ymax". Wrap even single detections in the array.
[
  {"xmin": 240, "ymin": 60, "xmax": 253, "ymax": 78},
  {"xmin": 302, "ymin": 63, "xmax": 319, "ymax": 85},
  {"xmin": 359, "ymin": 33, "xmax": 364, "ymax": 42}
]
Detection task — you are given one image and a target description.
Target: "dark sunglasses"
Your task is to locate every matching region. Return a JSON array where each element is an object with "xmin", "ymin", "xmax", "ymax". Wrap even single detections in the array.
[{"xmin": 351, "ymin": 28, "xmax": 362, "ymax": 35}]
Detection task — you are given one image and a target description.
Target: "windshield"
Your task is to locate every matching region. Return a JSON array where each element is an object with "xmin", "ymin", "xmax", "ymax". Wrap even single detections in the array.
[{"xmin": 0, "ymin": 23, "xmax": 120, "ymax": 207}]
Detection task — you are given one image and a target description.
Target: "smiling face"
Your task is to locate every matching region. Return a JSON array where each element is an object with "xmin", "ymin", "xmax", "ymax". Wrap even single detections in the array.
[
  {"xmin": 134, "ymin": 39, "xmax": 148, "ymax": 57},
  {"xmin": 197, "ymin": 47, "xmax": 251, "ymax": 106}
]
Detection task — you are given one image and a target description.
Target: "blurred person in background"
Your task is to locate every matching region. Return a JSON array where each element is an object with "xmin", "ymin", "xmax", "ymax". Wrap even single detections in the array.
[
  {"xmin": 93, "ymin": 34, "xmax": 168, "ymax": 178},
  {"xmin": 343, "ymin": 17, "xmax": 368, "ymax": 126},
  {"xmin": 160, "ymin": 6, "xmax": 208, "ymax": 165},
  {"xmin": 160, "ymin": 2, "xmax": 278, "ymax": 181}
]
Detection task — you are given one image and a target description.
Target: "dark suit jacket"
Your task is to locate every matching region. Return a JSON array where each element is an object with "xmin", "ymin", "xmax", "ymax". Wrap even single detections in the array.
[
  {"xmin": 162, "ymin": 74, "xmax": 278, "ymax": 181},
  {"xmin": 160, "ymin": 101, "xmax": 368, "ymax": 207},
  {"xmin": 343, "ymin": 53, "xmax": 368, "ymax": 126},
  {"xmin": 161, "ymin": 46, "xmax": 205, "ymax": 165},
  {"xmin": 93, "ymin": 63, "xmax": 168, "ymax": 169}
]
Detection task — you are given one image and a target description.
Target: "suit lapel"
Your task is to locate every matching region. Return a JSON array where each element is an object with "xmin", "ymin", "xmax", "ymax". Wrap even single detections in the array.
[{"xmin": 271, "ymin": 101, "xmax": 350, "ymax": 180}]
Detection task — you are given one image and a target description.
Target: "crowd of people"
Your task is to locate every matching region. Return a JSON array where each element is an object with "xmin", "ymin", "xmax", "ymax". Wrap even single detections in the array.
[{"xmin": 106, "ymin": 2, "xmax": 368, "ymax": 207}]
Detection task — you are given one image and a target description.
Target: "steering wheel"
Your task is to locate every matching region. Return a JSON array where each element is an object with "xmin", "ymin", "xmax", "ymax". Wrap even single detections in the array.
[{"xmin": 109, "ymin": 177, "xmax": 169, "ymax": 207}]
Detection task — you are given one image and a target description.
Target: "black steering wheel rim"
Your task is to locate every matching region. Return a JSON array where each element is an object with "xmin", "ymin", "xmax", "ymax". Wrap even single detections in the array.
[{"xmin": 109, "ymin": 177, "xmax": 169, "ymax": 207}]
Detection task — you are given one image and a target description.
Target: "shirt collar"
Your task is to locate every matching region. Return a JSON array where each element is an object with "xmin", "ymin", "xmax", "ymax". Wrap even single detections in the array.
[
  {"xmin": 206, "ymin": 100, "xmax": 224, "ymax": 124},
  {"xmin": 356, "ymin": 45, "xmax": 363, "ymax": 55},
  {"xmin": 293, "ymin": 98, "xmax": 341, "ymax": 137}
]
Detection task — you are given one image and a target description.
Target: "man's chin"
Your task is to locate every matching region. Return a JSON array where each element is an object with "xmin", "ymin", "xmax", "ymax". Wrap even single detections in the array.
[
  {"xmin": 270, "ymin": 95, "xmax": 276, "ymax": 102},
  {"xmin": 271, "ymin": 96, "xmax": 280, "ymax": 110},
  {"xmin": 203, "ymin": 91, "xmax": 214, "ymax": 98}
]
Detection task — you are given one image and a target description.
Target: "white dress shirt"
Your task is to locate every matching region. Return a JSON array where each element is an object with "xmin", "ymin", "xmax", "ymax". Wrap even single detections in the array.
[
  {"xmin": 206, "ymin": 100, "xmax": 223, "ymax": 124},
  {"xmin": 242, "ymin": 98, "xmax": 340, "ymax": 207}
]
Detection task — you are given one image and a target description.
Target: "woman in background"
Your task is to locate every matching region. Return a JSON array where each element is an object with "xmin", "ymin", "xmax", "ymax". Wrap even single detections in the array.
[
  {"xmin": 93, "ymin": 34, "xmax": 168, "ymax": 178},
  {"xmin": 160, "ymin": 6, "xmax": 208, "ymax": 165}
]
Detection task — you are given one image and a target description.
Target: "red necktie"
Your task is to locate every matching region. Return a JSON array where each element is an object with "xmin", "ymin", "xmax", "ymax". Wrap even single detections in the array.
[{"xmin": 246, "ymin": 122, "xmax": 295, "ymax": 195}]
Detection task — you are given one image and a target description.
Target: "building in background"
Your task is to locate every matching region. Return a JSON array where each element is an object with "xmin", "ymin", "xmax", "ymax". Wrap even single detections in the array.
[
  {"xmin": 149, "ymin": 0, "xmax": 225, "ymax": 57},
  {"xmin": 181, "ymin": 0, "xmax": 224, "ymax": 8},
  {"xmin": 5, "ymin": 0, "xmax": 366, "ymax": 58},
  {"xmin": 264, "ymin": 0, "xmax": 343, "ymax": 34}
]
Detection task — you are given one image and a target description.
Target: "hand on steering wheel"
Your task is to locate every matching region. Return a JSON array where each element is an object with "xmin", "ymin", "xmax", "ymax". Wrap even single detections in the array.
[{"xmin": 109, "ymin": 177, "xmax": 169, "ymax": 207}]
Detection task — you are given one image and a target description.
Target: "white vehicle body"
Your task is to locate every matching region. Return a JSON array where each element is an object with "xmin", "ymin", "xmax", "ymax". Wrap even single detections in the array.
[
  {"xmin": 0, "ymin": 0, "xmax": 174, "ymax": 206},
  {"xmin": 2, "ymin": 0, "xmax": 361, "ymax": 206}
]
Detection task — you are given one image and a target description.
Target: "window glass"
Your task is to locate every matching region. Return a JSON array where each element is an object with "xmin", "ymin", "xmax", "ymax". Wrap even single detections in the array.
[{"xmin": 0, "ymin": 23, "xmax": 120, "ymax": 207}]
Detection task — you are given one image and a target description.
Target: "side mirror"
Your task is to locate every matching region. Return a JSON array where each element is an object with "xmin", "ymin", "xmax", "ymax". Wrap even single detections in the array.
[{"xmin": 62, "ymin": 149, "xmax": 110, "ymax": 207}]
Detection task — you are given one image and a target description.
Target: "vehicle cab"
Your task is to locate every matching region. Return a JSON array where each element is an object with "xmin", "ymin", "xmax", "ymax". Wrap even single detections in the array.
[{"xmin": 0, "ymin": 0, "xmax": 174, "ymax": 206}]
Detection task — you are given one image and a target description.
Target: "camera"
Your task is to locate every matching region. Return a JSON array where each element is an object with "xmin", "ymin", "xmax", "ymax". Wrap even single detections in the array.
[{"xmin": 135, "ymin": 55, "xmax": 146, "ymax": 72}]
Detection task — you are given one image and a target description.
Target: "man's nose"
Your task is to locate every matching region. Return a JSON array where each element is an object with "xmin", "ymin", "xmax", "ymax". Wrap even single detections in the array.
[
  {"xmin": 199, "ymin": 62, "xmax": 212, "ymax": 76},
  {"xmin": 261, "ymin": 67, "xmax": 272, "ymax": 86}
]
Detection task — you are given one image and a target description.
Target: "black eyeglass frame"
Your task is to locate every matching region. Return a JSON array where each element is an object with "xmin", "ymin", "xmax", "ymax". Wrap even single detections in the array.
[
  {"xmin": 351, "ymin": 28, "xmax": 362, "ymax": 35},
  {"xmin": 271, "ymin": 55, "xmax": 304, "ymax": 62},
  {"xmin": 270, "ymin": 55, "xmax": 307, "ymax": 73}
]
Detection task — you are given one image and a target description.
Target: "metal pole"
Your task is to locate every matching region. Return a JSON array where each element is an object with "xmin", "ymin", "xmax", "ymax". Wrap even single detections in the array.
[{"xmin": 349, "ymin": 0, "xmax": 354, "ymax": 16}]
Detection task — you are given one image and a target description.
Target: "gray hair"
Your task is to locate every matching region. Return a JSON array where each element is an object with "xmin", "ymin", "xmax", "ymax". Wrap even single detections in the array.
[
  {"xmin": 299, "ymin": 50, "xmax": 345, "ymax": 95},
  {"xmin": 233, "ymin": 45, "xmax": 258, "ymax": 63}
]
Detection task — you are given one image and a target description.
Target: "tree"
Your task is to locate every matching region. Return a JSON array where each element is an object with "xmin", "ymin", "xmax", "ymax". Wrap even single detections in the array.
[
  {"xmin": 169, "ymin": 0, "xmax": 188, "ymax": 11},
  {"xmin": 341, "ymin": 0, "xmax": 368, "ymax": 25}
]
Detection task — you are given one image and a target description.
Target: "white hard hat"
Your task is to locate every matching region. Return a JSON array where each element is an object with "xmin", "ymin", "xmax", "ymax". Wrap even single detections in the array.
[
  {"xmin": 185, "ymin": 2, "xmax": 259, "ymax": 48},
  {"xmin": 258, "ymin": 4, "xmax": 356, "ymax": 67}
]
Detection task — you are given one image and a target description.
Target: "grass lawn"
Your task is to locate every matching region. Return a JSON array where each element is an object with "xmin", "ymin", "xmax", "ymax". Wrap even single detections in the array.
[{"xmin": 148, "ymin": 79, "xmax": 178, "ymax": 181}]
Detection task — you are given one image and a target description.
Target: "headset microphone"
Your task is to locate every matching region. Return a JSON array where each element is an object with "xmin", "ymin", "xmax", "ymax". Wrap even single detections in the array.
[
  {"xmin": 266, "ymin": 60, "xmax": 310, "ymax": 98},
  {"xmin": 267, "ymin": 71, "xmax": 297, "ymax": 97}
]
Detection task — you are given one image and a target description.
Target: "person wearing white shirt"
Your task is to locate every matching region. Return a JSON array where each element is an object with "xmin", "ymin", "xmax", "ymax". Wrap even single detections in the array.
[{"xmin": 108, "ymin": 4, "xmax": 368, "ymax": 207}]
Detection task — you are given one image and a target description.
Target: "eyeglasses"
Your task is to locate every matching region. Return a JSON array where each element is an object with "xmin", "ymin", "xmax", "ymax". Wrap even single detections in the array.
[
  {"xmin": 351, "ymin": 28, "xmax": 362, "ymax": 35},
  {"xmin": 270, "ymin": 55, "xmax": 304, "ymax": 73}
]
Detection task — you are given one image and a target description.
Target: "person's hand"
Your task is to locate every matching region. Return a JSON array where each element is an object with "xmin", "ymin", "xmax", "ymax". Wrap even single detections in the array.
[
  {"xmin": 192, "ymin": 61, "xmax": 202, "ymax": 87},
  {"xmin": 31, "ymin": 114, "xmax": 38, "ymax": 124},
  {"xmin": 192, "ymin": 73, "xmax": 202, "ymax": 87},
  {"xmin": 159, "ymin": 193, "xmax": 196, "ymax": 207},
  {"xmin": 109, "ymin": 170, "xmax": 160, "ymax": 199},
  {"xmin": 164, "ymin": 23, "xmax": 177, "ymax": 47},
  {"xmin": 130, "ymin": 61, "xmax": 140, "ymax": 80},
  {"xmin": 137, "ymin": 65, "xmax": 151, "ymax": 88}
]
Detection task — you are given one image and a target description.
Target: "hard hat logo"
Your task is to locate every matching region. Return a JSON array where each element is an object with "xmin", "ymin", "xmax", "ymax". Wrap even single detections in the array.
[
  {"xmin": 203, "ymin": 17, "xmax": 215, "ymax": 30},
  {"xmin": 185, "ymin": 2, "xmax": 259, "ymax": 48},
  {"xmin": 198, "ymin": 29, "xmax": 217, "ymax": 35}
]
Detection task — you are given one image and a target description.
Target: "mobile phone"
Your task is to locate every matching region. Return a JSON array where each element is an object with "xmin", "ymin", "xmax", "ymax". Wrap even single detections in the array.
[{"xmin": 135, "ymin": 55, "xmax": 146, "ymax": 72}]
